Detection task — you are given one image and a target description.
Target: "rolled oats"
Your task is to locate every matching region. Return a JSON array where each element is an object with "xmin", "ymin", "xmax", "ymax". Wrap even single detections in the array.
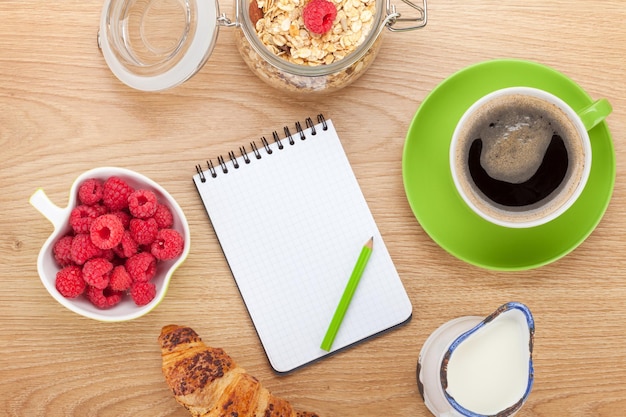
[
  {"xmin": 235, "ymin": 0, "xmax": 385, "ymax": 93},
  {"xmin": 254, "ymin": 0, "xmax": 376, "ymax": 66}
]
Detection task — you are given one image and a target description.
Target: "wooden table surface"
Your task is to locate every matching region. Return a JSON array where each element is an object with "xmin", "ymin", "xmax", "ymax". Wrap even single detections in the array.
[{"xmin": 2, "ymin": 1, "xmax": 625, "ymax": 416}]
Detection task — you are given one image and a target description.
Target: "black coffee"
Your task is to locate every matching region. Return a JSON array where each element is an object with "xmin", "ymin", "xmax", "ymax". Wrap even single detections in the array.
[
  {"xmin": 467, "ymin": 135, "xmax": 568, "ymax": 207},
  {"xmin": 453, "ymin": 93, "xmax": 585, "ymax": 224}
]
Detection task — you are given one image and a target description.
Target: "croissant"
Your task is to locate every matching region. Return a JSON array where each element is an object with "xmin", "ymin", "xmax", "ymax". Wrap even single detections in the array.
[{"xmin": 159, "ymin": 325, "xmax": 320, "ymax": 417}]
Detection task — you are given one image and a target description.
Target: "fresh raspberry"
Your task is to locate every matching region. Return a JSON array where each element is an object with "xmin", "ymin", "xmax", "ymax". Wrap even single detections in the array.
[
  {"xmin": 129, "ymin": 217, "xmax": 159, "ymax": 245},
  {"xmin": 130, "ymin": 281, "xmax": 156, "ymax": 306},
  {"xmin": 303, "ymin": 0, "xmax": 337, "ymax": 34},
  {"xmin": 69, "ymin": 205, "xmax": 99, "ymax": 234},
  {"xmin": 55, "ymin": 265, "xmax": 86, "ymax": 298},
  {"xmin": 128, "ymin": 189, "xmax": 158, "ymax": 219},
  {"xmin": 82, "ymin": 257, "xmax": 113, "ymax": 289},
  {"xmin": 90, "ymin": 214, "xmax": 124, "ymax": 250},
  {"xmin": 86, "ymin": 286, "xmax": 123, "ymax": 309},
  {"xmin": 125, "ymin": 252, "xmax": 157, "ymax": 282},
  {"xmin": 152, "ymin": 204, "xmax": 174, "ymax": 229},
  {"xmin": 113, "ymin": 230, "xmax": 139, "ymax": 259},
  {"xmin": 93, "ymin": 204, "xmax": 109, "ymax": 216},
  {"xmin": 78, "ymin": 178, "xmax": 104, "ymax": 206},
  {"xmin": 53, "ymin": 235, "xmax": 74, "ymax": 266},
  {"xmin": 71, "ymin": 233, "xmax": 104, "ymax": 265},
  {"xmin": 109, "ymin": 265, "xmax": 133, "ymax": 291},
  {"xmin": 151, "ymin": 228, "xmax": 184, "ymax": 260},
  {"xmin": 103, "ymin": 176, "xmax": 134, "ymax": 211},
  {"xmin": 111, "ymin": 210, "xmax": 131, "ymax": 229},
  {"xmin": 99, "ymin": 249, "xmax": 117, "ymax": 263}
]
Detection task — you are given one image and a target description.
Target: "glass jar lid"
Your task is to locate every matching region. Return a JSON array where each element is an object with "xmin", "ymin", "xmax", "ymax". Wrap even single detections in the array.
[{"xmin": 99, "ymin": 0, "xmax": 219, "ymax": 91}]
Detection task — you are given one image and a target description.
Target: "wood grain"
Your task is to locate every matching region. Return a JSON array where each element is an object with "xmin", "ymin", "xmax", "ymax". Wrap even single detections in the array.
[{"xmin": 1, "ymin": 1, "xmax": 626, "ymax": 416}]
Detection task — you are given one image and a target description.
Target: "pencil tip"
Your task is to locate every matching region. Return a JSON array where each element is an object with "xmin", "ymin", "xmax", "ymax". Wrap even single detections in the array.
[{"xmin": 366, "ymin": 236, "xmax": 374, "ymax": 248}]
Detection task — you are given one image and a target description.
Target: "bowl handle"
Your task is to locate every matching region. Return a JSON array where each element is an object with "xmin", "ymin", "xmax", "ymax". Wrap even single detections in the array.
[{"xmin": 30, "ymin": 189, "xmax": 67, "ymax": 230}]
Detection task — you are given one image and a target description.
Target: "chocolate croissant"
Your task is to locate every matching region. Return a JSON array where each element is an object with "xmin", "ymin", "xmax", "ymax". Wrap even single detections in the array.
[{"xmin": 158, "ymin": 325, "xmax": 319, "ymax": 417}]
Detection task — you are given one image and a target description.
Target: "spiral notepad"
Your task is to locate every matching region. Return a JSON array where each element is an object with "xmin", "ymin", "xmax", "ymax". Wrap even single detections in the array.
[{"xmin": 193, "ymin": 115, "xmax": 412, "ymax": 373}]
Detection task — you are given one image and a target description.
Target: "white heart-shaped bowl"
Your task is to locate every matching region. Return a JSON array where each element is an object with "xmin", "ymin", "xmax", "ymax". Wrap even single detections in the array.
[{"xmin": 29, "ymin": 167, "xmax": 190, "ymax": 322}]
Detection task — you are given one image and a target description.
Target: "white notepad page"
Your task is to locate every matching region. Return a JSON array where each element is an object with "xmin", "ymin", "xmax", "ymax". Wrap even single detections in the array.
[{"xmin": 193, "ymin": 118, "xmax": 412, "ymax": 373}]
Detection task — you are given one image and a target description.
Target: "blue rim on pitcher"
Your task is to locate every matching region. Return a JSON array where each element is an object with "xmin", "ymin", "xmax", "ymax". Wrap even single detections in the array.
[{"xmin": 440, "ymin": 302, "xmax": 535, "ymax": 417}]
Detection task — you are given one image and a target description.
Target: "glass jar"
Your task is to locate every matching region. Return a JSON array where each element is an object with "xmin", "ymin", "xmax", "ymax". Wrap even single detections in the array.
[{"xmin": 98, "ymin": 0, "xmax": 427, "ymax": 93}]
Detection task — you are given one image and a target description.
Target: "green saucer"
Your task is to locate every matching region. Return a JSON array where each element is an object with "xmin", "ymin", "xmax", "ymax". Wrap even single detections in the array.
[{"xmin": 402, "ymin": 59, "xmax": 615, "ymax": 271}]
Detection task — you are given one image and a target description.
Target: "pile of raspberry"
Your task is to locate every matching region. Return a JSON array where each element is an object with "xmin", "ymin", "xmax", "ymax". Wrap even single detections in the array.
[{"xmin": 53, "ymin": 176, "xmax": 184, "ymax": 309}]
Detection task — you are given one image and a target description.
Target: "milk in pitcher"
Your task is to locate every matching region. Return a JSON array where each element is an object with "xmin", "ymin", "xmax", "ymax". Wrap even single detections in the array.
[
  {"xmin": 417, "ymin": 302, "xmax": 535, "ymax": 417},
  {"xmin": 443, "ymin": 307, "xmax": 532, "ymax": 415}
]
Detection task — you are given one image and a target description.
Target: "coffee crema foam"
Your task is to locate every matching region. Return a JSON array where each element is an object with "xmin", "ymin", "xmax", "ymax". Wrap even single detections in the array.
[{"xmin": 454, "ymin": 93, "xmax": 586, "ymax": 224}]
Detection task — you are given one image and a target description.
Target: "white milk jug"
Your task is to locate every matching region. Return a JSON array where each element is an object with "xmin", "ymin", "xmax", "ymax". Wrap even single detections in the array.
[{"xmin": 417, "ymin": 302, "xmax": 535, "ymax": 416}]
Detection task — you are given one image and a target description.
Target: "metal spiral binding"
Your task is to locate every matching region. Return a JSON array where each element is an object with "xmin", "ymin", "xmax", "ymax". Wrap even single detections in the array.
[
  {"xmin": 195, "ymin": 164, "xmax": 205, "ymax": 182},
  {"xmin": 240, "ymin": 146, "xmax": 250, "ymax": 164},
  {"xmin": 295, "ymin": 121, "xmax": 306, "ymax": 140},
  {"xmin": 284, "ymin": 126, "xmax": 295, "ymax": 145},
  {"xmin": 272, "ymin": 131, "xmax": 284, "ymax": 149},
  {"xmin": 318, "ymin": 113, "xmax": 327, "ymax": 130},
  {"xmin": 260, "ymin": 136, "xmax": 273, "ymax": 154},
  {"xmin": 207, "ymin": 160, "xmax": 216, "ymax": 177},
  {"xmin": 217, "ymin": 155, "xmax": 228, "ymax": 174},
  {"xmin": 195, "ymin": 114, "xmax": 325, "ymax": 183},
  {"xmin": 250, "ymin": 141, "xmax": 262, "ymax": 159},
  {"xmin": 306, "ymin": 117, "xmax": 316, "ymax": 135},
  {"xmin": 228, "ymin": 151, "xmax": 240, "ymax": 168}
]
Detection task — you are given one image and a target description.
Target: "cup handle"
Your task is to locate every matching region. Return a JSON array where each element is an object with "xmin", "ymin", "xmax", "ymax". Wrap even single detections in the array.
[{"xmin": 577, "ymin": 98, "xmax": 612, "ymax": 131}]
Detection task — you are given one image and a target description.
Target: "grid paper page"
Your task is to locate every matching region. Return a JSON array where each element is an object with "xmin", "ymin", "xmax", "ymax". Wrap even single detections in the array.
[{"xmin": 193, "ymin": 119, "xmax": 412, "ymax": 373}]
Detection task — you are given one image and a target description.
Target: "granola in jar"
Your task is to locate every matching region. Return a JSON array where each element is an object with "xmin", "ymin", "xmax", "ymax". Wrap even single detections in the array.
[
  {"xmin": 252, "ymin": 0, "xmax": 376, "ymax": 67},
  {"xmin": 235, "ymin": 0, "xmax": 386, "ymax": 93}
]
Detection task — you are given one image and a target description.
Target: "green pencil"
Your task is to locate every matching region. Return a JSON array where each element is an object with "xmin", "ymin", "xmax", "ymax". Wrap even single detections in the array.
[{"xmin": 321, "ymin": 236, "xmax": 374, "ymax": 352}]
